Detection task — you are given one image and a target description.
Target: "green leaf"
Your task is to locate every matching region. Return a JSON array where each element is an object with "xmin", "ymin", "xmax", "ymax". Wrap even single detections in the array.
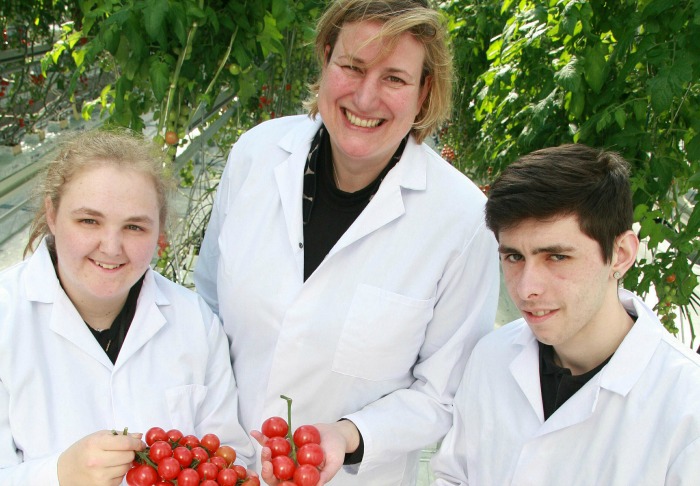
[
  {"xmin": 614, "ymin": 108, "xmax": 626, "ymax": 129},
  {"xmin": 144, "ymin": 0, "xmax": 169, "ymax": 42},
  {"xmin": 686, "ymin": 135, "xmax": 700, "ymax": 162},
  {"xmin": 647, "ymin": 74, "xmax": 673, "ymax": 112},
  {"xmin": 554, "ymin": 56, "xmax": 581, "ymax": 91},
  {"xmin": 583, "ymin": 43, "xmax": 607, "ymax": 94},
  {"xmin": 633, "ymin": 99, "xmax": 648, "ymax": 122},
  {"xmin": 687, "ymin": 204, "xmax": 700, "ymax": 233},
  {"xmin": 149, "ymin": 59, "xmax": 170, "ymax": 102},
  {"xmin": 257, "ymin": 13, "xmax": 285, "ymax": 57}
]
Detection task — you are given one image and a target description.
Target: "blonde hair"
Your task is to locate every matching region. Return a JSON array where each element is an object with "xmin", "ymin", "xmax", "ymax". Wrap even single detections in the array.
[
  {"xmin": 24, "ymin": 128, "xmax": 173, "ymax": 256},
  {"xmin": 305, "ymin": 0, "xmax": 453, "ymax": 144}
]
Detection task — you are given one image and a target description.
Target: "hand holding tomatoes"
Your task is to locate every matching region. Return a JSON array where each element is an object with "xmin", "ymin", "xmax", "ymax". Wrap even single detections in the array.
[
  {"xmin": 57, "ymin": 429, "xmax": 145, "ymax": 486},
  {"xmin": 254, "ymin": 396, "xmax": 326, "ymax": 486}
]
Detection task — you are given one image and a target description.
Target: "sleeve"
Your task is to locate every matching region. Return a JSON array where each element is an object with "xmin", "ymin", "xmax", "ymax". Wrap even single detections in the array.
[
  {"xmin": 0, "ymin": 377, "xmax": 61, "ymax": 486},
  {"xmin": 666, "ymin": 435, "xmax": 700, "ymax": 485},
  {"xmin": 429, "ymin": 353, "xmax": 479, "ymax": 486},
  {"xmin": 193, "ymin": 299, "xmax": 256, "ymax": 467},
  {"xmin": 342, "ymin": 220, "xmax": 499, "ymax": 475}
]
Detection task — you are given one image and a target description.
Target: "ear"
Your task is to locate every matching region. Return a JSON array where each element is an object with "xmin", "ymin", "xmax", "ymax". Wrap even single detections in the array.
[
  {"xmin": 323, "ymin": 44, "xmax": 332, "ymax": 67},
  {"xmin": 611, "ymin": 230, "xmax": 639, "ymax": 279},
  {"xmin": 45, "ymin": 197, "xmax": 57, "ymax": 234},
  {"xmin": 418, "ymin": 74, "xmax": 432, "ymax": 111}
]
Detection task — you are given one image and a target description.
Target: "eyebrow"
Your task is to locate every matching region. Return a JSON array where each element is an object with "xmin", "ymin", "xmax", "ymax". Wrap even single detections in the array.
[
  {"xmin": 336, "ymin": 54, "xmax": 416, "ymax": 80},
  {"xmin": 71, "ymin": 208, "xmax": 156, "ymax": 225},
  {"xmin": 498, "ymin": 244, "xmax": 576, "ymax": 255}
]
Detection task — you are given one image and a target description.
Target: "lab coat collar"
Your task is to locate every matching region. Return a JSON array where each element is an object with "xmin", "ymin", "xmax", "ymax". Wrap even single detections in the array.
[
  {"xmin": 25, "ymin": 239, "xmax": 169, "ymax": 369},
  {"xmin": 114, "ymin": 269, "xmax": 168, "ymax": 370},
  {"xmin": 274, "ymin": 116, "xmax": 428, "ymax": 259},
  {"xmin": 509, "ymin": 289, "xmax": 665, "ymax": 435},
  {"xmin": 597, "ymin": 289, "xmax": 662, "ymax": 396}
]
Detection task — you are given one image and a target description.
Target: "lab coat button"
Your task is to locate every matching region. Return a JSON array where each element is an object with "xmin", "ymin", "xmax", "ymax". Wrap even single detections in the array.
[{"xmin": 299, "ymin": 242, "xmax": 303, "ymax": 248}]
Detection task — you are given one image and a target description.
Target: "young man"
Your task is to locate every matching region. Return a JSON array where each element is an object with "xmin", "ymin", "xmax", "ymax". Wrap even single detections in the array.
[{"xmin": 431, "ymin": 144, "xmax": 700, "ymax": 485}]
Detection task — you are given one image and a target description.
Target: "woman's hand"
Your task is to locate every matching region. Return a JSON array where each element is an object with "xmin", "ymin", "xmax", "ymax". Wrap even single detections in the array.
[
  {"xmin": 251, "ymin": 420, "xmax": 360, "ymax": 486},
  {"xmin": 57, "ymin": 430, "xmax": 145, "ymax": 486}
]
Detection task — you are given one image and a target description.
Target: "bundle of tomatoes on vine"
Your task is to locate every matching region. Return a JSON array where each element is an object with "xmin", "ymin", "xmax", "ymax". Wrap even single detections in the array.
[
  {"xmin": 123, "ymin": 426, "xmax": 259, "ymax": 486},
  {"xmin": 259, "ymin": 395, "xmax": 326, "ymax": 486}
]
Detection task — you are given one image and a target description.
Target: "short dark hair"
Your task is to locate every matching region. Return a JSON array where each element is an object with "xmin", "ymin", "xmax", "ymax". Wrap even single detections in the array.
[{"xmin": 484, "ymin": 144, "xmax": 633, "ymax": 263}]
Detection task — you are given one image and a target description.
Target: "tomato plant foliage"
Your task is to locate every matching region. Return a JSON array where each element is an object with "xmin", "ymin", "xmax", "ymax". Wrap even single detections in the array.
[{"xmin": 444, "ymin": 0, "xmax": 700, "ymax": 338}]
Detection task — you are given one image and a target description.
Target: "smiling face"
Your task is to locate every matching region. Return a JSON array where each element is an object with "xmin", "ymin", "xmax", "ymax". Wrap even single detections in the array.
[
  {"xmin": 317, "ymin": 20, "xmax": 430, "ymax": 175},
  {"xmin": 498, "ymin": 215, "xmax": 624, "ymax": 356},
  {"xmin": 46, "ymin": 164, "xmax": 161, "ymax": 313}
]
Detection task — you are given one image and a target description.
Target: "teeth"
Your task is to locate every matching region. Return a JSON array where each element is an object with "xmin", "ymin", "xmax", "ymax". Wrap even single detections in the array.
[
  {"xmin": 94, "ymin": 261, "xmax": 121, "ymax": 270},
  {"xmin": 345, "ymin": 110, "xmax": 381, "ymax": 128},
  {"xmin": 532, "ymin": 310, "xmax": 549, "ymax": 317}
]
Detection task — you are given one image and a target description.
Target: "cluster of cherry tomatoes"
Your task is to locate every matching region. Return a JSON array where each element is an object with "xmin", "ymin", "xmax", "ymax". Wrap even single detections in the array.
[
  {"xmin": 261, "ymin": 415, "xmax": 324, "ymax": 486},
  {"xmin": 125, "ymin": 427, "xmax": 259, "ymax": 486}
]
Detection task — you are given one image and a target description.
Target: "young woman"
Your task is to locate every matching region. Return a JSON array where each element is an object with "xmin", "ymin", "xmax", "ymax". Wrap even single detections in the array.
[
  {"xmin": 0, "ymin": 130, "xmax": 254, "ymax": 485},
  {"xmin": 194, "ymin": 0, "xmax": 500, "ymax": 483}
]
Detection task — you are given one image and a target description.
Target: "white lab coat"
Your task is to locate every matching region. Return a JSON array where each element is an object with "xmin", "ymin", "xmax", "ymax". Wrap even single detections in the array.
[
  {"xmin": 0, "ymin": 240, "xmax": 255, "ymax": 485},
  {"xmin": 194, "ymin": 115, "xmax": 500, "ymax": 485},
  {"xmin": 431, "ymin": 289, "xmax": 700, "ymax": 485}
]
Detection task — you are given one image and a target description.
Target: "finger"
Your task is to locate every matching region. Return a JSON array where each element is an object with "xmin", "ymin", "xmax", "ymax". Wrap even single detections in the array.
[
  {"xmin": 260, "ymin": 460, "xmax": 279, "ymax": 486},
  {"xmin": 250, "ymin": 430, "xmax": 268, "ymax": 446},
  {"xmin": 260, "ymin": 445, "xmax": 272, "ymax": 464}
]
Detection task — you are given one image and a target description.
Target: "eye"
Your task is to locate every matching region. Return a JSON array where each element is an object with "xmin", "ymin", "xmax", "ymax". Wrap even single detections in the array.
[
  {"xmin": 79, "ymin": 219, "xmax": 97, "ymax": 225},
  {"xmin": 550, "ymin": 254, "xmax": 567, "ymax": 262},
  {"xmin": 126, "ymin": 224, "xmax": 144, "ymax": 232},
  {"xmin": 387, "ymin": 75, "xmax": 406, "ymax": 84},
  {"xmin": 503, "ymin": 253, "xmax": 523, "ymax": 263},
  {"xmin": 342, "ymin": 64, "xmax": 362, "ymax": 74}
]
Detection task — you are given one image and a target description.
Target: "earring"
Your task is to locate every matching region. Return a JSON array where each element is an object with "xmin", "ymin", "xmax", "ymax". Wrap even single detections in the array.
[{"xmin": 613, "ymin": 271, "xmax": 621, "ymax": 279}]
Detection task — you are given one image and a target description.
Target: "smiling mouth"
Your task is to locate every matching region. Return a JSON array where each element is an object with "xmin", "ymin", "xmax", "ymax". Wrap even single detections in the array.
[
  {"xmin": 344, "ymin": 109, "xmax": 383, "ymax": 128},
  {"xmin": 525, "ymin": 309, "xmax": 555, "ymax": 317},
  {"xmin": 92, "ymin": 260, "xmax": 124, "ymax": 270}
]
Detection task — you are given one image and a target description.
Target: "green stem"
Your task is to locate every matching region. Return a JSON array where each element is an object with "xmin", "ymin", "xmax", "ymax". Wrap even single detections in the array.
[
  {"xmin": 157, "ymin": 20, "xmax": 199, "ymax": 136},
  {"xmin": 280, "ymin": 395, "xmax": 297, "ymax": 462}
]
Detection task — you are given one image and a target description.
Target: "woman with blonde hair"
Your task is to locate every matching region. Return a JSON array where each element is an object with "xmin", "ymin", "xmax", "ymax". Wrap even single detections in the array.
[
  {"xmin": 0, "ymin": 129, "xmax": 254, "ymax": 485},
  {"xmin": 195, "ymin": 0, "xmax": 500, "ymax": 483}
]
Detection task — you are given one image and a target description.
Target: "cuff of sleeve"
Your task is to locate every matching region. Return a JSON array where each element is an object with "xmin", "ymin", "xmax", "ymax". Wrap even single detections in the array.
[{"xmin": 338, "ymin": 418, "xmax": 364, "ymax": 465}]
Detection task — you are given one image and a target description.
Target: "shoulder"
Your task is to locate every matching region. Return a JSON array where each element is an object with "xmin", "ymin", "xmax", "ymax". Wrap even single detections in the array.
[{"xmin": 150, "ymin": 271, "xmax": 216, "ymax": 323}]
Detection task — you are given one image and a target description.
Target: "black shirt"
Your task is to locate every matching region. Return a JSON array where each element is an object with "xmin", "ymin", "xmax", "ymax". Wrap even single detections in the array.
[{"xmin": 538, "ymin": 341, "xmax": 612, "ymax": 420}]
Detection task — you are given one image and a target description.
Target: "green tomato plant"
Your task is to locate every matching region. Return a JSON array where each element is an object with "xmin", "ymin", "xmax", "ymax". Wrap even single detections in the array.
[{"xmin": 442, "ymin": 0, "xmax": 700, "ymax": 340}]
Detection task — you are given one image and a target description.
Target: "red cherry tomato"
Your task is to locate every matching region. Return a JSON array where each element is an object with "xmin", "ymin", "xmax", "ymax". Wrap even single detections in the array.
[
  {"xmin": 243, "ymin": 477, "xmax": 261, "ymax": 486},
  {"xmin": 215, "ymin": 445, "xmax": 237, "ymax": 466},
  {"xmin": 191, "ymin": 446, "xmax": 210, "ymax": 463},
  {"xmin": 293, "ymin": 464, "xmax": 321, "ymax": 486},
  {"xmin": 126, "ymin": 464, "xmax": 158, "ymax": 486},
  {"xmin": 176, "ymin": 468, "xmax": 200, "ymax": 486},
  {"xmin": 155, "ymin": 481, "xmax": 170, "ymax": 486},
  {"xmin": 279, "ymin": 482, "xmax": 296, "ymax": 486},
  {"xmin": 271, "ymin": 455, "xmax": 296, "ymax": 480},
  {"xmin": 157, "ymin": 456, "xmax": 181, "ymax": 481},
  {"xmin": 164, "ymin": 130, "xmax": 179, "ymax": 146},
  {"xmin": 180, "ymin": 434, "xmax": 200, "ymax": 448},
  {"xmin": 217, "ymin": 468, "xmax": 239, "ymax": 486},
  {"xmin": 232, "ymin": 464, "xmax": 247, "ymax": 479},
  {"xmin": 297, "ymin": 442, "xmax": 324, "ymax": 467},
  {"xmin": 267, "ymin": 436, "xmax": 292, "ymax": 457},
  {"xmin": 200, "ymin": 433, "xmax": 221, "ymax": 454},
  {"xmin": 148, "ymin": 440, "xmax": 173, "ymax": 463},
  {"xmin": 210, "ymin": 455, "xmax": 227, "ymax": 470},
  {"xmin": 166, "ymin": 428, "xmax": 183, "ymax": 444},
  {"xmin": 145, "ymin": 427, "xmax": 168, "ymax": 446},
  {"xmin": 197, "ymin": 461, "xmax": 219, "ymax": 481},
  {"xmin": 293, "ymin": 425, "xmax": 321, "ymax": 448},
  {"xmin": 201, "ymin": 480, "xmax": 219, "ymax": 486},
  {"xmin": 173, "ymin": 446, "xmax": 193, "ymax": 467},
  {"xmin": 262, "ymin": 416, "xmax": 289, "ymax": 438}
]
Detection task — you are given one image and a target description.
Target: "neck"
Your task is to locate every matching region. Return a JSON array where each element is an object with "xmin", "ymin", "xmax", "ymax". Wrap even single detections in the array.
[
  {"xmin": 554, "ymin": 293, "xmax": 634, "ymax": 375},
  {"xmin": 69, "ymin": 293, "xmax": 126, "ymax": 331}
]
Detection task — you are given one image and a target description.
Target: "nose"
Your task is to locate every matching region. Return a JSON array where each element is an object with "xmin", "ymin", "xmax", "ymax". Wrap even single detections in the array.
[
  {"xmin": 353, "ymin": 75, "xmax": 379, "ymax": 110},
  {"xmin": 98, "ymin": 228, "xmax": 123, "ymax": 257},
  {"xmin": 514, "ymin": 262, "xmax": 545, "ymax": 301}
]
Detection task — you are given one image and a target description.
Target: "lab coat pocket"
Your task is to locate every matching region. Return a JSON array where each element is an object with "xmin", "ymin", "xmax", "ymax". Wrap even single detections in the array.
[
  {"xmin": 332, "ymin": 284, "xmax": 435, "ymax": 381},
  {"xmin": 165, "ymin": 384, "xmax": 208, "ymax": 433}
]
